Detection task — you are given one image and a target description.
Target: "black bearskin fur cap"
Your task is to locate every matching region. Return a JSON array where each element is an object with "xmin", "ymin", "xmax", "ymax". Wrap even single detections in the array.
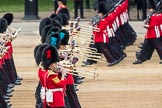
[
  {"xmin": 58, "ymin": 13, "xmax": 69, "ymax": 26},
  {"xmin": 50, "ymin": 13, "xmax": 58, "ymax": 20},
  {"xmin": 39, "ymin": 17, "xmax": 53, "ymax": 36},
  {"xmin": 41, "ymin": 25, "xmax": 52, "ymax": 43},
  {"xmin": 41, "ymin": 45, "xmax": 60, "ymax": 69},
  {"xmin": 47, "ymin": 26, "xmax": 61, "ymax": 37},
  {"xmin": 98, "ymin": 0, "xmax": 114, "ymax": 14},
  {"xmin": 34, "ymin": 44, "xmax": 49, "ymax": 66},
  {"xmin": 98, "ymin": 1, "xmax": 108, "ymax": 15},
  {"xmin": 59, "ymin": 29, "xmax": 70, "ymax": 45},
  {"xmin": 52, "ymin": 19, "xmax": 62, "ymax": 29},
  {"xmin": 34, "ymin": 44, "xmax": 41, "ymax": 59},
  {"xmin": 0, "ymin": 18, "xmax": 8, "ymax": 33},
  {"xmin": 57, "ymin": 8, "xmax": 70, "ymax": 20},
  {"xmin": 3, "ymin": 13, "xmax": 14, "ymax": 26},
  {"xmin": 54, "ymin": 16, "xmax": 63, "ymax": 26},
  {"xmin": 45, "ymin": 32, "xmax": 61, "ymax": 49}
]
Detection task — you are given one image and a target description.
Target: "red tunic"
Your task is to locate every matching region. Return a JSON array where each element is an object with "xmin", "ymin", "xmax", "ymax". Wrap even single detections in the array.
[
  {"xmin": 4, "ymin": 51, "xmax": 9, "ymax": 60},
  {"xmin": 38, "ymin": 68, "xmax": 67, "ymax": 108},
  {"xmin": 145, "ymin": 14, "xmax": 160, "ymax": 39},
  {"xmin": 105, "ymin": 13, "xmax": 115, "ymax": 37},
  {"xmin": 123, "ymin": 0, "xmax": 128, "ymax": 11},
  {"xmin": 5, "ymin": 42, "xmax": 13, "ymax": 54},
  {"xmin": 66, "ymin": 73, "xmax": 74, "ymax": 85},
  {"xmin": 93, "ymin": 18, "xmax": 109, "ymax": 43},
  {"xmin": 115, "ymin": 4, "xmax": 123, "ymax": 26}
]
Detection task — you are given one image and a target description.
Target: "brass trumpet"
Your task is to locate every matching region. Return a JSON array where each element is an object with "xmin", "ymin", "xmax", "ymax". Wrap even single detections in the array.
[{"xmin": 57, "ymin": 63, "xmax": 99, "ymax": 80}]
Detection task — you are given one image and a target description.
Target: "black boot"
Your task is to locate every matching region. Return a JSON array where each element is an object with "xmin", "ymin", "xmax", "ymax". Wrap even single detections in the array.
[{"xmin": 133, "ymin": 59, "xmax": 142, "ymax": 64}]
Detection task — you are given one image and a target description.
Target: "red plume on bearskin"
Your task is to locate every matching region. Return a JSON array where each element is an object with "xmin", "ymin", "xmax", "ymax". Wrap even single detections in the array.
[
  {"xmin": 41, "ymin": 45, "xmax": 60, "ymax": 69},
  {"xmin": 46, "ymin": 50, "xmax": 52, "ymax": 59}
]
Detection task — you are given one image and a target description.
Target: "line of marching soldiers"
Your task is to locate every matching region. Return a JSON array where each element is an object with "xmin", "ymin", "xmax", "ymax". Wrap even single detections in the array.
[
  {"xmin": 34, "ymin": 5, "xmax": 83, "ymax": 108},
  {"xmin": 83, "ymin": 0, "xmax": 137, "ymax": 66},
  {"xmin": 85, "ymin": 0, "xmax": 162, "ymax": 66},
  {"xmin": 0, "ymin": 13, "xmax": 23, "ymax": 108}
]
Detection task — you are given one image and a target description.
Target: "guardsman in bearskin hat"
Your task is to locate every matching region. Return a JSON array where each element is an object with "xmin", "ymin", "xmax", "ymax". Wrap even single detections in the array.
[
  {"xmin": 39, "ymin": 17, "xmax": 53, "ymax": 38},
  {"xmin": 58, "ymin": 29, "xmax": 82, "ymax": 108},
  {"xmin": 133, "ymin": 0, "xmax": 162, "ymax": 64},
  {"xmin": 34, "ymin": 44, "xmax": 49, "ymax": 108},
  {"xmin": 92, "ymin": 1, "xmax": 119, "ymax": 66},
  {"xmin": 39, "ymin": 18, "xmax": 61, "ymax": 44},
  {"xmin": 45, "ymin": 31, "xmax": 61, "ymax": 49},
  {"xmin": 2, "ymin": 13, "xmax": 23, "ymax": 83},
  {"xmin": 0, "ymin": 14, "xmax": 23, "ymax": 107},
  {"xmin": 0, "ymin": 16, "xmax": 22, "ymax": 84},
  {"xmin": 0, "ymin": 18, "xmax": 12, "ymax": 108},
  {"xmin": 38, "ymin": 45, "xmax": 67, "ymax": 108}
]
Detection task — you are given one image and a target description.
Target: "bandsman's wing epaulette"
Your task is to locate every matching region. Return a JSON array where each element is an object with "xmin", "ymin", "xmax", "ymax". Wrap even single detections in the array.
[{"xmin": 52, "ymin": 76, "xmax": 60, "ymax": 83}]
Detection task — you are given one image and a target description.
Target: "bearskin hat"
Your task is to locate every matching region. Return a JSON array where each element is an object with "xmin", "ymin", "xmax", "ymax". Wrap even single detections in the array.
[
  {"xmin": 41, "ymin": 25, "xmax": 52, "ymax": 43},
  {"xmin": 45, "ymin": 32, "xmax": 61, "ymax": 49},
  {"xmin": 57, "ymin": 8, "xmax": 70, "ymax": 20},
  {"xmin": 50, "ymin": 13, "xmax": 58, "ymax": 20},
  {"xmin": 58, "ymin": 13, "xmax": 69, "ymax": 26},
  {"xmin": 59, "ymin": 29, "xmax": 70, "ymax": 45},
  {"xmin": 47, "ymin": 26, "xmax": 61, "ymax": 37},
  {"xmin": 97, "ymin": 1, "xmax": 108, "ymax": 15},
  {"xmin": 39, "ymin": 17, "xmax": 53, "ymax": 36},
  {"xmin": 53, "ymin": 16, "xmax": 63, "ymax": 26},
  {"xmin": 3, "ymin": 13, "xmax": 14, "ymax": 26},
  {"xmin": 52, "ymin": 19, "xmax": 62, "ymax": 29},
  {"xmin": 41, "ymin": 45, "xmax": 60, "ymax": 69},
  {"xmin": 34, "ymin": 44, "xmax": 41, "ymax": 59},
  {"xmin": 49, "ymin": 13, "xmax": 62, "ymax": 29},
  {"xmin": 34, "ymin": 44, "xmax": 48, "ymax": 66},
  {"xmin": 98, "ymin": 0, "xmax": 114, "ymax": 14},
  {"xmin": 0, "ymin": 18, "xmax": 8, "ymax": 33}
]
